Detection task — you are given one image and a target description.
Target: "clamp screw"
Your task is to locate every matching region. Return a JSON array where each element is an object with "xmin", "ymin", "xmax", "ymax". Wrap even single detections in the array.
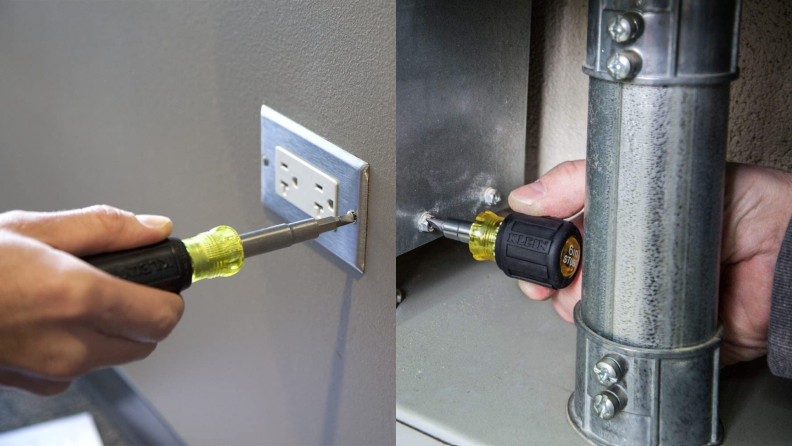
[
  {"xmin": 593, "ymin": 391, "xmax": 620, "ymax": 421},
  {"xmin": 484, "ymin": 187, "xmax": 502, "ymax": 206},
  {"xmin": 607, "ymin": 13, "xmax": 643, "ymax": 43},
  {"xmin": 606, "ymin": 51, "xmax": 642, "ymax": 81},
  {"xmin": 417, "ymin": 212, "xmax": 435, "ymax": 233},
  {"xmin": 592, "ymin": 356, "xmax": 623, "ymax": 386}
]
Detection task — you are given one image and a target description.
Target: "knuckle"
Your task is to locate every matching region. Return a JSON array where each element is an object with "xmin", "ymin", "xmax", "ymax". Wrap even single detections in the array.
[
  {"xmin": 150, "ymin": 306, "xmax": 180, "ymax": 341},
  {"xmin": 38, "ymin": 346, "xmax": 90, "ymax": 380},
  {"xmin": 558, "ymin": 160, "xmax": 582, "ymax": 179},
  {"xmin": 86, "ymin": 205, "xmax": 133, "ymax": 235},
  {"xmin": 33, "ymin": 273, "xmax": 74, "ymax": 314},
  {"xmin": 0, "ymin": 210, "xmax": 29, "ymax": 231},
  {"xmin": 41, "ymin": 271, "xmax": 98, "ymax": 320}
]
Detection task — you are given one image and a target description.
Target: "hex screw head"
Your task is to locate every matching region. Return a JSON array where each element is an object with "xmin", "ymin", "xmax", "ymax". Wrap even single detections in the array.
[
  {"xmin": 592, "ymin": 356, "xmax": 622, "ymax": 386},
  {"xmin": 606, "ymin": 51, "xmax": 642, "ymax": 81},
  {"xmin": 484, "ymin": 187, "xmax": 502, "ymax": 206},
  {"xmin": 607, "ymin": 13, "xmax": 643, "ymax": 43},
  {"xmin": 417, "ymin": 212, "xmax": 435, "ymax": 233},
  {"xmin": 593, "ymin": 392, "xmax": 619, "ymax": 421}
]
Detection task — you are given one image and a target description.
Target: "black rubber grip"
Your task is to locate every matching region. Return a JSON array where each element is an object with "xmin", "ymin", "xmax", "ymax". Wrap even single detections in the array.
[
  {"xmin": 494, "ymin": 213, "xmax": 582, "ymax": 290},
  {"xmin": 81, "ymin": 238, "xmax": 193, "ymax": 293}
]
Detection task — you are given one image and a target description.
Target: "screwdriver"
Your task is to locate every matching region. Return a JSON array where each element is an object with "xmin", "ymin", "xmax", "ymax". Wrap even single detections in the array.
[
  {"xmin": 82, "ymin": 213, "xmax": 356, "ymax": 293},
  {"xmin": 427, "ymin": 211, "xmax": 582, "ymax": 289}
]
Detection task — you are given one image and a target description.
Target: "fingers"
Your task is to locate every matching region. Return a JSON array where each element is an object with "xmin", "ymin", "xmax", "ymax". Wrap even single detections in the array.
[
  {"xmin": 2, "ymin": 328, "xmax": 157, "ymax": 383},
  {"xmin": 70, "ymin": 329, "xmax": 158, "ymax": 373},
  {"xmin": 0, "ymin": 205, "xmax": 173, "ymax": 256},
  {"xmin": 517, "ymin": 267, "xmax": 583, "ymax": 323},
  {"xmin": 0, "ymin": 369, "xmax": 71, "ymax": 396},
  {"xmin": 551, "ymin": 271, "xmax": 583, "ymax": 323},
  {"xmin": 38, "ymin": 257, "xmax": 185, "ymax": 344},
  {"xmin": 509, "ymin": 160, "xmax": 586, "ymax": 218},
  {"xmin": 86, "ymin": 271, "xmax": 185, "ymax": 343},
  {"xmin": 518, "ymin": 280, "xmax": 556, "ymax": 301}
]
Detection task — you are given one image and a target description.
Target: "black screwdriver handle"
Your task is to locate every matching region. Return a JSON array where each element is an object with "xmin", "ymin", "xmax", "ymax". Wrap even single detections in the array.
[
  {"xmin": 494, "ymin": 213, "xmax": 582, "ymax": 289},
  {"xmin": 81, "ymin": 238, "xmax": 193, "ymax": 293}
]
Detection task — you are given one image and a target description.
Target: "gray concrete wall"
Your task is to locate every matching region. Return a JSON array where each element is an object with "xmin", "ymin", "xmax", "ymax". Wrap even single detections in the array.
[
  {"xmin": 527, "ymin": 0, "xmax": 792, "ymax": 178},
  {"xmin": 0, "ymin": 1, "xmax": 395, "ymax": 445}
]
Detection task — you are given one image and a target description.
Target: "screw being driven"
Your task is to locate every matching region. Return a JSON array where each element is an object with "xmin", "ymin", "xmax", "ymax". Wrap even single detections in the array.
[
  {"xmin": 484, "ymin": 187, "xmax": 502, "ymax": 206},
  {"xmin": 417, "ymin": 212, "xmax": 435, "ymax": 233}
]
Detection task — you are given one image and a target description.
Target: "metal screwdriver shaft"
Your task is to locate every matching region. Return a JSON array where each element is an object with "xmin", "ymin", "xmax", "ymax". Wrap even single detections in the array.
[{"xmin": 240, "ymin": 213, "xmax": 356, "ymax": 258}]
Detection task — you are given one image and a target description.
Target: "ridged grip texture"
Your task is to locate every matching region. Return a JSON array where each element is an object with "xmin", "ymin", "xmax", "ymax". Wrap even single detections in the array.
[
  {"xmin": 494, "ymin": 213, "xmax": 582, "ymax": 289},
  {"xmin": 82, "ymin": 238, "xmax": 193, "ymax": 293},
  {"xmin": 181, "ymin": 225, "xmax": 245, "ymax": 283}
]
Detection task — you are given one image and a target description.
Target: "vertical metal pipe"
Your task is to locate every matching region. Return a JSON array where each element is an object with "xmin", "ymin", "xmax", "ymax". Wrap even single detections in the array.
[
  {"xmin": 569, "ymin": 1, "xmax": 741, "ymax": 444},
  {"xmin": 582, "ymin": 80, "xmax": 729, "ymax": 349}
]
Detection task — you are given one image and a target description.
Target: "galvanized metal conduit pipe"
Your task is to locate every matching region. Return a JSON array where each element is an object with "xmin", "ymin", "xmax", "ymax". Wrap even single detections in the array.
[
  {"xmin": 583, "ymin": 80, "xmax": 728, "ymax": 349},
  {"xmin": 568, "ymin": 1, "xmax": 741, "ymax": 445}
]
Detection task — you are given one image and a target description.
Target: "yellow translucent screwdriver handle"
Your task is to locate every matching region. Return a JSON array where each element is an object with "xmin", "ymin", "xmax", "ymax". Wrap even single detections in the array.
[{"xmin": 181, "ymin": 225, "xmax": 245, "ymax": 283}]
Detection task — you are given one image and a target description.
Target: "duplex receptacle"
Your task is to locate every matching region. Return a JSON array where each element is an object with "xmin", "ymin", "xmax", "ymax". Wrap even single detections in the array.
[
  {"xmin": 261, "ymin": 105, "xmax": 369, "ymax": 273},
  {"xmin": 275, "ymin": 146, "xmax": 339, "ymax": 218}
]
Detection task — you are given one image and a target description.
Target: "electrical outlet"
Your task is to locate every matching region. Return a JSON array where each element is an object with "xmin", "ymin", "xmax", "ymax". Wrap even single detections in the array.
[
  {"xmin": 275, "ymin": 146, "xmax": 339, "ymax": 218},
  {"xmin": 261, "ymin": 105, "xmax": 369, "ymax": 273}
]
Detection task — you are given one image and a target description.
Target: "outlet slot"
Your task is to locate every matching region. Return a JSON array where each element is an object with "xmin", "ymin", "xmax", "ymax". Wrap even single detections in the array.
[{"xmin": 274, "ymin": 146, "xmax": 339, "ymax": 218}]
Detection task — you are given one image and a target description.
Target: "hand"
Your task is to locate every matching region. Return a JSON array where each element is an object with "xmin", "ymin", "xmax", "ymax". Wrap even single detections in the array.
[
  {"xmin": 509, "ymin": 160, "xmax": 792, "ymax": 366},
  {"xmin": 0, "ymin": 205, "xmax": 185, "ymax": 395}
]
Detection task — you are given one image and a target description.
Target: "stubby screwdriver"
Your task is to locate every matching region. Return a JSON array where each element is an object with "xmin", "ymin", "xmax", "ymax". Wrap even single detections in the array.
[
  {"xmin": 82, "ymin": 213, "xmax": 356, "ymax": 293},
  {"xmin": 427, "ymin": 211, "xmax": 582, "ymax": 289}
]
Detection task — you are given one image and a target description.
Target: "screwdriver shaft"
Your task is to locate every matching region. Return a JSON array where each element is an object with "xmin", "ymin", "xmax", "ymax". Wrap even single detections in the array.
[
  {"xmin": 240, "ymin": 213, "xmax": 355, "ymax": 258},
  {"xmin": 429, "ymin": 217, "xmax": 472, "ymax": 244}
]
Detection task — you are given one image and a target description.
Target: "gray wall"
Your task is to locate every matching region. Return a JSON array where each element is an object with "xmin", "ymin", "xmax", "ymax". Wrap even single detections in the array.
[
  {"xmin": 527, "ymin": 0, "xmax": 792, "ymax": 177},
  {"xmin": 0, "ymin": 1, "xmax": 395, "ymax": 445}
]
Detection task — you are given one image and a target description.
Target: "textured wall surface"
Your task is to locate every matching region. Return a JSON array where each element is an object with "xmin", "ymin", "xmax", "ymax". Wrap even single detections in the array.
[
  {"xmin": 528, "ymin": 0, "xmax": 792, "ymax": 178},
  {"xmin": 0, "ymin": 1, "xmax": 395, "ymax": 445}
]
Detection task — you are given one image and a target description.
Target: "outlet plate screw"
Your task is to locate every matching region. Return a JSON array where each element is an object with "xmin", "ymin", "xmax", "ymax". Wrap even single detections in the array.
[
  {"xmin": 592, "ymin": 356, "xmax": 623, "ymax": 386},
  {"xmin": 607, "ymin": 12, "xmax": 643, "ymax": 43},
  {"xmin": 606, "ymin": 51, "xmax": 642, "ymax": 81},
  {"xmin": 262, "ymin": 156, "xmax": 269, "ymax": 166},
  {"xmin": 417, "ymin": 212, "xmax": 435, "ymax": 233},
  {"xmin": 484, "ymin": 187, "xmax": 502, "ymax": 206}
]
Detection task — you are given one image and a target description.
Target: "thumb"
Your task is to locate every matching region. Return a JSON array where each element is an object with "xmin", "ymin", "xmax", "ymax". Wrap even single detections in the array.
[
  {"xmin": 508, "ymin": 159, "xmax": 586, "ymax": 218},
  {"xmin": 0, "ymin": 205, "xmax": 173, "ymax": 256}
]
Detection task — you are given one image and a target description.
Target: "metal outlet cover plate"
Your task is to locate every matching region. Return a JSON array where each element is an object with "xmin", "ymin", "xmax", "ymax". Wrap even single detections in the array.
[{"xmin": 261, "ymin": 105, "xmax": 369, "ymax": 273}]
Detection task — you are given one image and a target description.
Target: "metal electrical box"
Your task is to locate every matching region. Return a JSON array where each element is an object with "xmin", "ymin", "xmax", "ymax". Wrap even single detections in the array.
[{"xmin": 396, "ymin": 0, "xmax": 532, "ymax": 254}]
